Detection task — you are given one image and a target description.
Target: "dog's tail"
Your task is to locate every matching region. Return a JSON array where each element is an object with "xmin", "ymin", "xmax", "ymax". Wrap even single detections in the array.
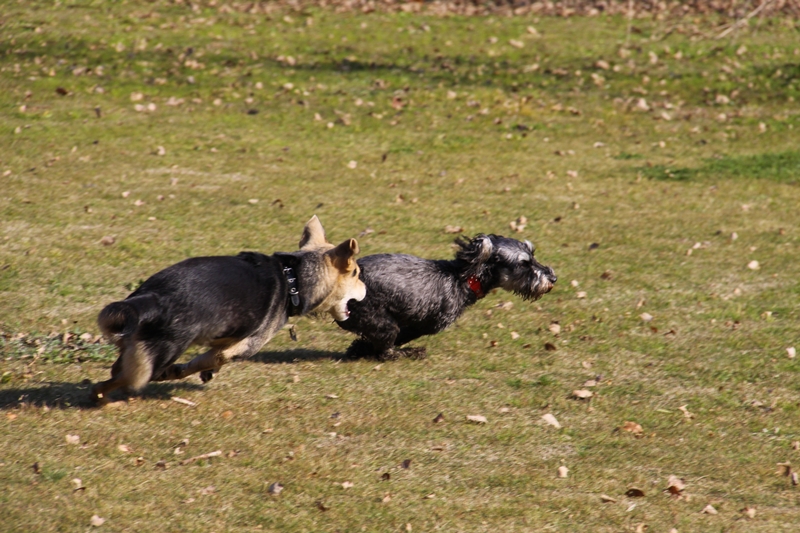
[{"xmin": 98, "ymin": 294, "xmax": 160, "ymax": 339}]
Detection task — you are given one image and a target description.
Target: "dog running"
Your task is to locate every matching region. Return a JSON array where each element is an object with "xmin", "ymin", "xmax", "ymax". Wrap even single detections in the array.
[
  {"xmin": 91, "ymin": 216, "xmax": 366, "ymax": 404},
  {"xmin": 336, "ymin": 233, "xmax": 556, "ymax": 360}
]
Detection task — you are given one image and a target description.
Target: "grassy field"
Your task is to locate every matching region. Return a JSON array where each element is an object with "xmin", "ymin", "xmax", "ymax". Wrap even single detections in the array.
[{"xmin": 2, "ymin": 2, "xmax": 800, "ymax": 531}]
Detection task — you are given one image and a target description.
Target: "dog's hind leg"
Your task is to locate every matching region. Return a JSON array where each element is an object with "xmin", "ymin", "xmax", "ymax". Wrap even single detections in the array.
[{"xmin": 90, "ymin": 340, "xmax": 153, "ymax": 405}]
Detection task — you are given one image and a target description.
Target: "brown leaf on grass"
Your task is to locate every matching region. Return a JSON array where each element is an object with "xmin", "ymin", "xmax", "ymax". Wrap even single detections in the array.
[
  {"xmin": 583, "ymin": 379, "xmax": 598, "ymax": 387},
  {"xmin": 381, "ymin": 472, "xmax": 391, "ymax": 481},
  {"xmin": 741, "ymin": 506, "xmax": 756, "ymax": 518},
  {"xmin": 444, "ymin": 225, "xmax": 463, "ymax": 234},
  {"xmin": 432, "ymin": 413, "xmax": 445, "ymax": 424},
  {"xmin": 71, "ymin": 478, "xmax": 83, "ymax": 491},
  {"xmin": 401, "ymin": 459, "xmax": 412, "ymax": 469},
  {"xmin": 90, "ymin": 515, "xmax": 105, "ymax": 527},
  {"xmin": 267, "ymin": 482, "xmax": 284, "ymax": 495},
  {"xmin": 792, "ymin": 441, "xmax": 800, "ymax": 451},
  {"xmin": 621, "ymin": 421, "xmax": 643, "ymax": 435},
  {"xmin": 542, "ymin": 413, "xmax": 561, "ymax": 429},
  {"xmin": 56, "ymin": 87, "xmax": 68, "ymax": 96},
  {"xmin": 341, "ymin": 481, "xmax": 354, "ymax": 489},
  {"xmin": 466, "ymin": 415, "xmax": 487, "ymax": 424},
  {"xmin": 792, "ymin": 472, "xmax": 799, "ymax": 486},
  {"xmin": 548, "ymin": 322, "xmax": 561, "ymax": 335},
  {"xmin": 32, "ymin": 462, "xmax": 41, "ymax": 474},
  {"xmin": 391, "ymin": 96, "xmax": 405, "ymax": 110},
  {"xmin": 572, "ymin": 389, "xmax": 593, "ymax": 400},
  {"xmin": 557, "ymin": 465, "xmax": 569, "ymax": 478},
  {"xmin": 134, "ymin": 457, "xmax": 145, "ymax": 467},
  {"xmin": 381, "ymin": 493, "xmax": 392, "ymax": 503},
  {"xmin": 701, "ymin": 504, "xmax": 718, "ymax": 515},
  {"xmin": 626, "ymin": 488, "xmax": 645, "ymax": 498},
  {"xmin": 117, "ymin": 444, "xmax": 132, "ymax": 453},
  {"xmin": 634, "ymin": 524, "xmax": 647, "ymax": 533},
  {"xmin": 667, "ymin": 475, "xmax": 685, "ymax": 495},
  {"xmin": 544, "ymin": 342, "xmax": 557, "ymax": 351},
  {"xmin": 678, "ymin": 405, "xmax": 695, "ymax": 419},
  {"xmin": 777, "ymin": 462, "xmax": 792, "ymax": 476},
  {"xmin": 65, "ymin": 434, "xmax": 80, "ymax": 445},
  {"xmin": 199, "ymin": 485, "xmax": 216, "ymax": 496},
  {"xmin": 155, "ymin": 460, "xmax": 168, "ymax": 469}
]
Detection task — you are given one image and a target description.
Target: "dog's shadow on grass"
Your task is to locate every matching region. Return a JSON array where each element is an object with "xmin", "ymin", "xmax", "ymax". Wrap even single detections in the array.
[
  {"xmin": 0, "ymin": 381, "xmax": 204, "ymax": 410},
  {"xmin": 250, "ymin": 348, "xmax": 350, "ymax": 365}
]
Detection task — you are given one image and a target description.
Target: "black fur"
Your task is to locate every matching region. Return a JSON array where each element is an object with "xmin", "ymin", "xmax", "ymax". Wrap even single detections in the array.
[{"xmin": 336, "ymin": 234, "xmax": 556, "ymax": 360}]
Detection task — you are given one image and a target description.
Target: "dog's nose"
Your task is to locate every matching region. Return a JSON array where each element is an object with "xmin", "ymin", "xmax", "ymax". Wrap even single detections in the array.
[{"xmin": 546, "ymin": 268, "xmax": 557, "ymax": 284}]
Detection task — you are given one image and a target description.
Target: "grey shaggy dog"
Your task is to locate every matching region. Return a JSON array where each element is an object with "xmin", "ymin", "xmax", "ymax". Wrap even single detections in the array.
[{"xmin": 336, "ymin": 233, "xmax": 557, "ymax": 360}]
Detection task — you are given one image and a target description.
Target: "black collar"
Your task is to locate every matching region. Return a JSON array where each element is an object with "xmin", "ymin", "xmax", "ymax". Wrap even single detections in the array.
[{"xmin": 282, "ymin": 266, "xmax": 302, "ymax": 316}]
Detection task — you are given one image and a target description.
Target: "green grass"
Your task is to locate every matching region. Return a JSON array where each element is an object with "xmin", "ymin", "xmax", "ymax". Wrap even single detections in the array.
[{"xmin": 2, "ymin": 2, "xmax": 800, "ymax": 532}]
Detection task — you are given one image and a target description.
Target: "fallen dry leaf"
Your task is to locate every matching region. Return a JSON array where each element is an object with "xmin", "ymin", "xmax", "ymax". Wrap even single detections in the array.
[
  {"xmin": 444, "ymin": 225, "xmax": 463, "ymax": 234},
  {"xmin": 701, "ymin": 504, "xmax": 718, "ymax": 515},
  {"xmin": 347, "ymin": 160, "xmax": 357, "ymax": 169},
  {"xmin": 583, "ymin": 379, "xmax": 597, "ymax": 387},
  {"xmin": 65, "ymin": 434, "xmax": 80, "ymax": 445},
  {"xmin": 432, "ymin": 412, "xmax": 445, "ymax": 424},
  {"xmin": 268, "ymin": 482, "xmax": 284, "ymax": 495},
  {"xmin": 544, "ymin": 342, "xmax": 557, "ymax": 351},
  {"xmin": 90, "ymin": 515, "xmax": 105, "ymax": 527},
  {"xmin": 747, "ymin": 260, "xmax": 760, "ymax": 270},
  {"xmin": 640, "ymin": 312, "xmax": 653, "ymax": 322},
  {"xmin": 626, "ymin": 488, "xmax": 645, "ymax": 498},
  {"xmin": 621, "ymin": 421, "xmax": 643, "ymax": 435},
  {"xmin": 401, "ymin": 459, "xmax": 411, "ymax": 469},
  {"xmin": 199, "ymin": 485, "xmax": 216, "ymax": 496},
  {"xmin": 542, "ymin": 413, "xmax": 561, "ymax": 429},
  {"xmin": 548, "ymin": 322, "xmax": 561, "ymax": 335},
  {"xmin": 788, "ymin": 347, "xmax": 796, "ymax": 359},
  {"xmin": 466, "ymin": 415, "xmax": 487, "ymax": 424},
  {"xmin": 557, "ymin": 465, "xmax": 569, "ymax": 478},
  {"xmin": 600, "ymin": 494, "xmax": 617, "ymax": 503},
  {"xmin": 678, "ymin": 405, "xmax": 695, "ymax": 419},
  {"xmin": 71, "ymin": 478, "xmax": 83, "ymax": 490},
  {"xmin": 572, "ymin": 389, "xmax": 593, "ymax": 400},
  {"xmin": 325, "ymin": 394, "xmax": 339, "ymax": 399},
  {"xmin": 117, "ymin": 444, "xmax": 132, "ymax": 453},
  {"xmin": 99, "ymin": 236, "xmax": 115, "ymax": 246},
  {"xmin": 667, "ymin": 475, "xmax": 685, "ymax": 495},
  {"xmin": 741, "ymin": 506, "xmax": 756, "ymax": 518},
  {"xmin": 634, "ymin": 524, "xmax": 647, "ymax": 533},
  {"xmin": 341, "ymin": 481, "xmax": 354, "ymax": 489}
]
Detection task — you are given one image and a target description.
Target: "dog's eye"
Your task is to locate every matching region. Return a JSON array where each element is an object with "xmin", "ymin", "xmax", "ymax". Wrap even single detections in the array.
[{"xmin": 351, "ymin": 269, "xmax": 358, "ymax": 277}]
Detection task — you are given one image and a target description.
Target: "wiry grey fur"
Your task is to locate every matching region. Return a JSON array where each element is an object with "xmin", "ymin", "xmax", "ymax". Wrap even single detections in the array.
[{"xmin": 336, "ymin": 233, "xmax": 557, "ymax": 360}]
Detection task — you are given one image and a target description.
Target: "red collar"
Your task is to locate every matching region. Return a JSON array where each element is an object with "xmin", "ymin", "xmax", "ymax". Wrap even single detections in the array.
[{"xmin": 467, "ymin": 275, "xmax": 484, "ymax": 299}]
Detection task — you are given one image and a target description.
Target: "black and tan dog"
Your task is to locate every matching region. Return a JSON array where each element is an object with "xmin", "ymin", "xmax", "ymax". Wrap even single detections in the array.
[
  {"xmin": 336, "ymin": 233, "xmax": 556, "ymax": 360},
  {"xmin": 91, "ymin": 216, "xmax": 366, "ymax": 404}
]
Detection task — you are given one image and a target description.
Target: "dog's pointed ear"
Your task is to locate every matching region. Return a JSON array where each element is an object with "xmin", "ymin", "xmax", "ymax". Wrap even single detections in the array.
[
  {"xmin": 328, "ymin": 238, "xmax": 359, "ymax": 270},
  {"xmin": 299, "ymin": 215, "xmax": 328, "ymax": 249}
]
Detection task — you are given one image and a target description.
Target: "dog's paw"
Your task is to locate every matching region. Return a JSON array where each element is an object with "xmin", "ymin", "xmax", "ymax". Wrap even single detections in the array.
[{"xmin": 200, "ymin": 370, "xmax": 215, "ymax": 383}]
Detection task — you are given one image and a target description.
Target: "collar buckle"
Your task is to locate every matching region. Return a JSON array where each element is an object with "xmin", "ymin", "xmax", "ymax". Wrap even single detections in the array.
[{"xmin": 283, "ymin": 266, "xmax": 301, "ymax": 311}]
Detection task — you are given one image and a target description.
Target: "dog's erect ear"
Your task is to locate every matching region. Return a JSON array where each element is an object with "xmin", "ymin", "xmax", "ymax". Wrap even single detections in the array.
[
  {"xmin": 299, "ymin": 215, "xmax": 328, "ymax": 249},
  {"xmin": 328, "ymin": 238, "xmax": 359, "ymax": 270}
]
